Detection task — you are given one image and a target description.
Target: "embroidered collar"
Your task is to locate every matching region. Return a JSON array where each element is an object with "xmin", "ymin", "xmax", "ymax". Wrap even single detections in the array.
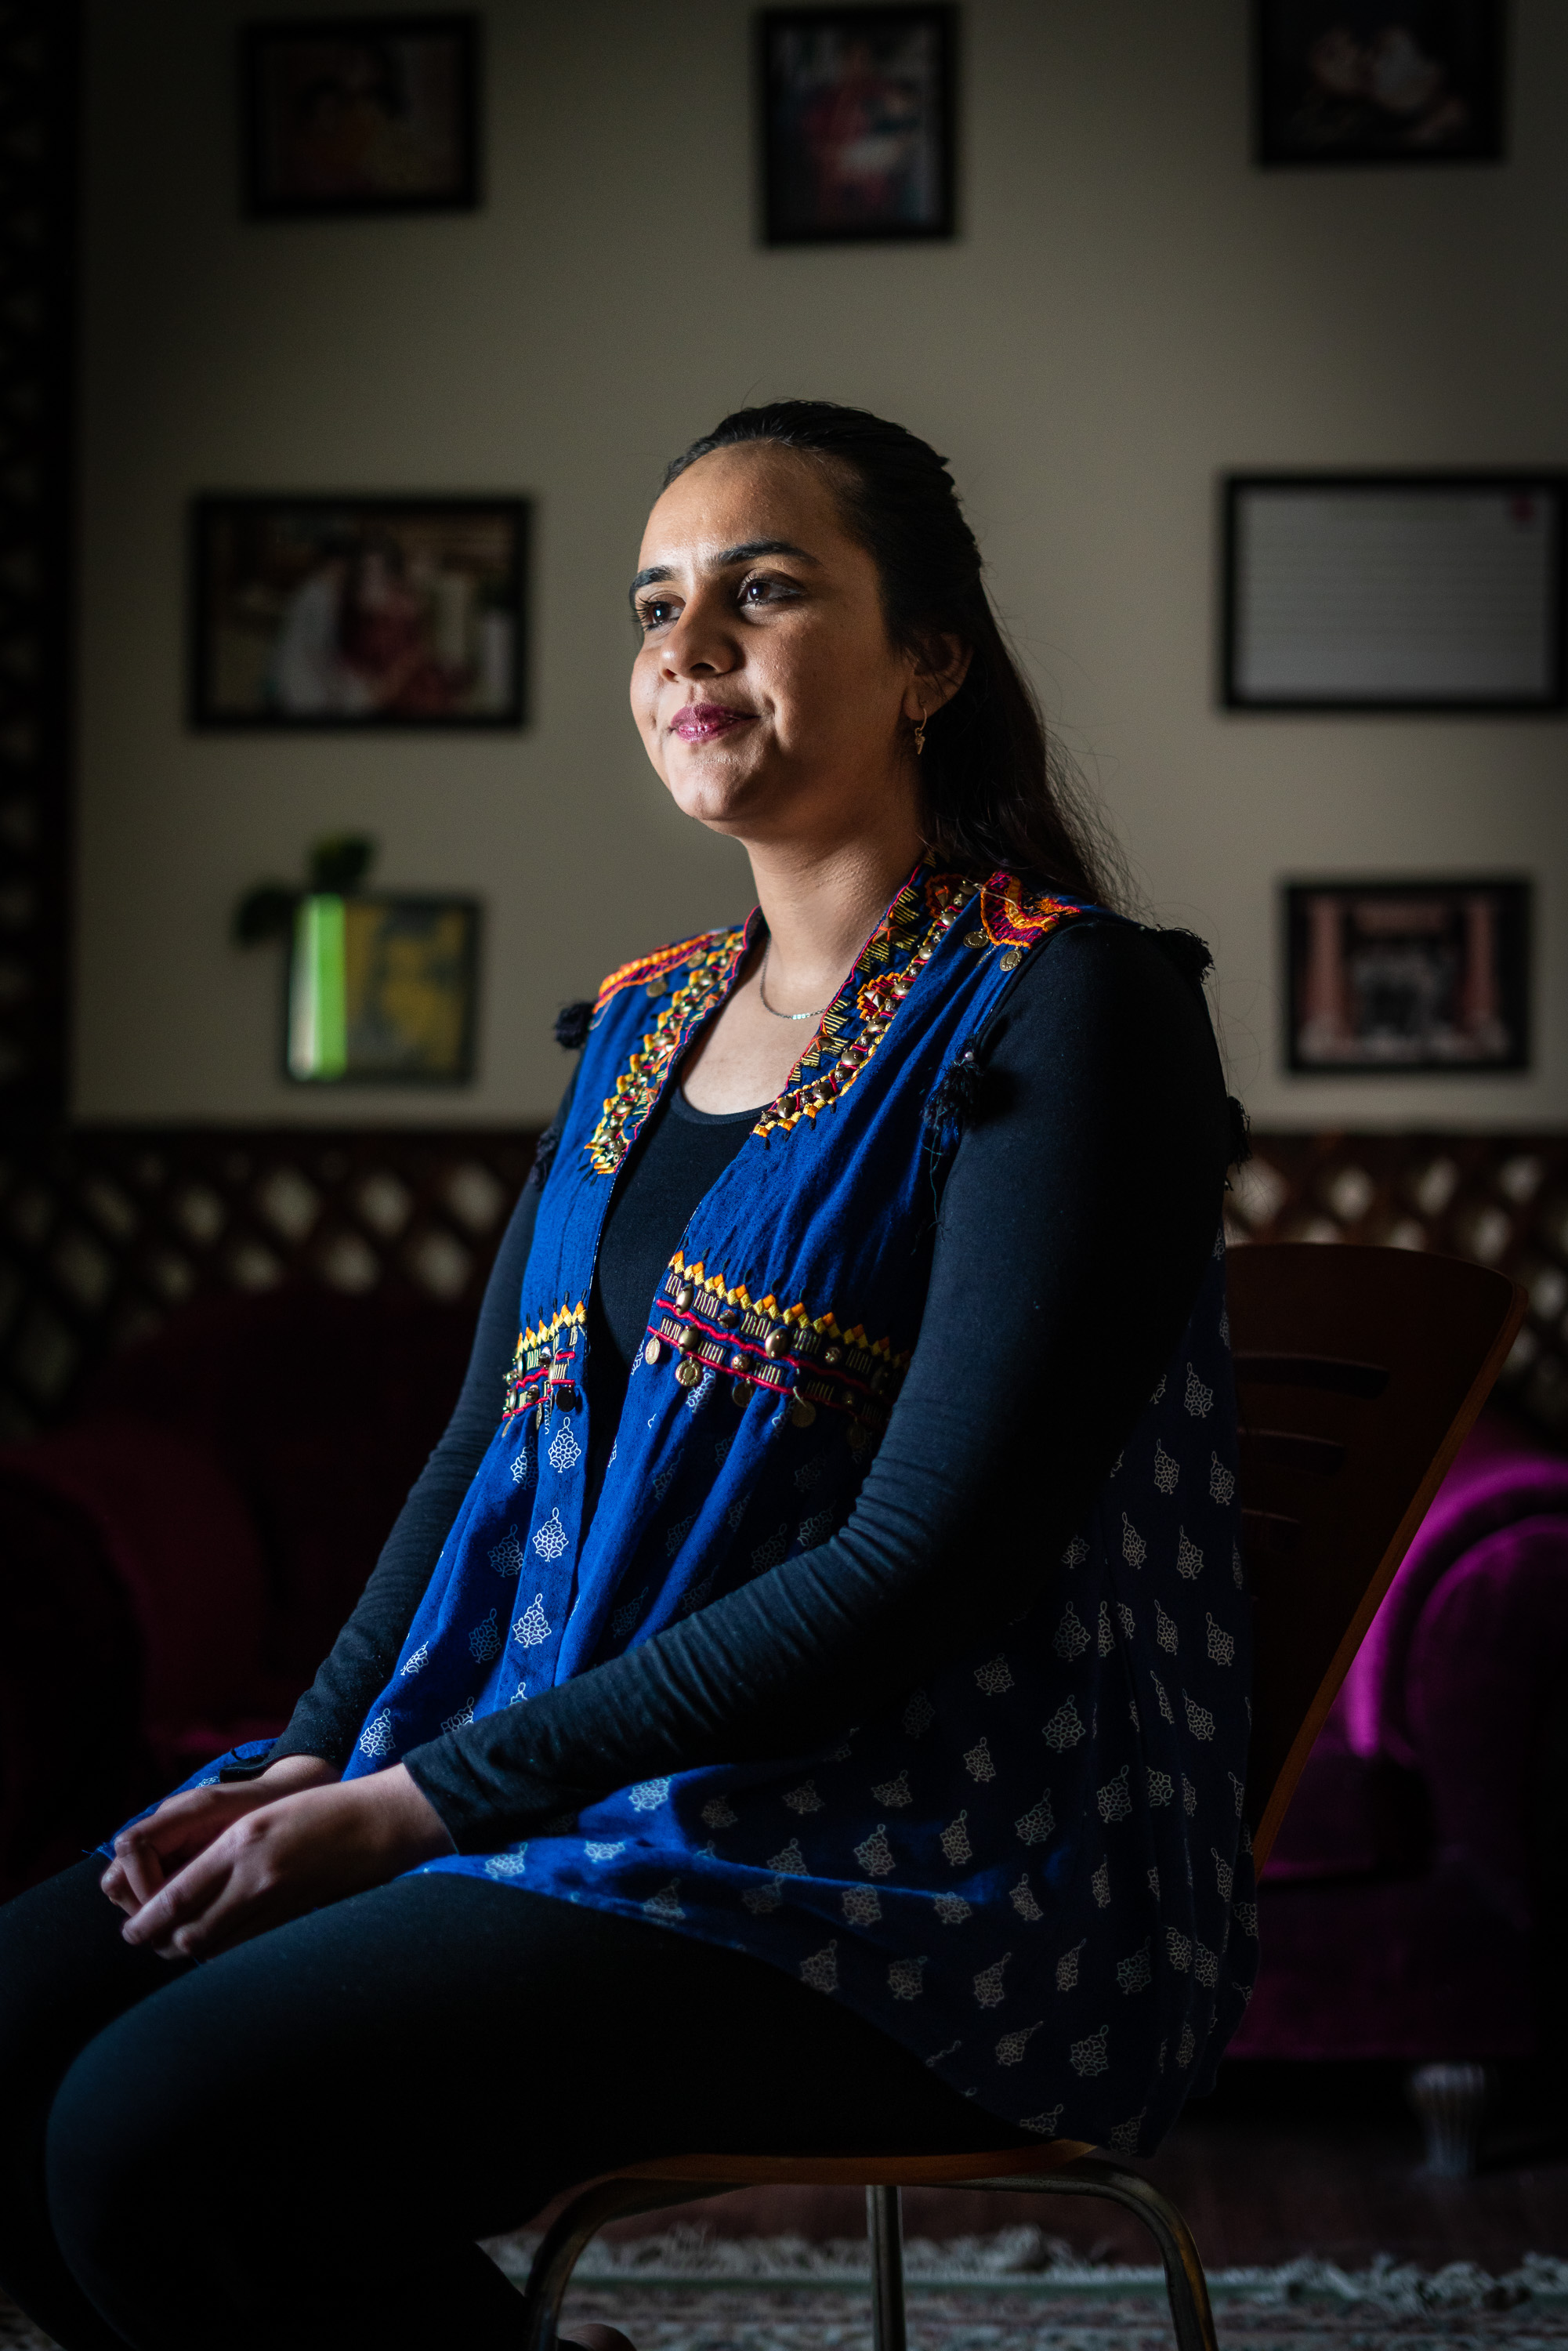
[{"xmin": 583, "ymin": 864, "xmax": 1087, "ymax": 1174}]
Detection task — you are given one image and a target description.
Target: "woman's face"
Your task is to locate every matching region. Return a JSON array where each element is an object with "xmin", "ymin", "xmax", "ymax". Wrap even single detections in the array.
[{"xmin": 629, "ymin": 443, "xmax": 925, "ymax": 847}]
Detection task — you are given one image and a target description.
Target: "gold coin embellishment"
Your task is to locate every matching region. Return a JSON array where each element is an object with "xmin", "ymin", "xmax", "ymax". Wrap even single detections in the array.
[
  {"xmin": 644, "ymin": 1338, "xmax": 663, "ymax": 1367},
  {"xmin": 676, "ymin": 1284, "xmax": 694, "ymax": 1310},
  {"xmin": 764, "ymin": 1328, "xmax": 788, "ymax": 1359},
  {"xmin": 965, "ymin": 929, "xmax": 988, "ymax": 949},
  {"xmin": 676, "ymin": 1323, "xmax": 700, "ymax": 1353},
  {"xmin": 732, "ymin": 1378, "xmax": 752, "ymax": 1408},
  {"xmin": 675, "ymin": 1357, "xmax": 702, "ymax": 1388},
  {"xmin": 788, "ymin": 1395, "xmax": 817, "ymax": 1428},
  {"xmin": 1000, "ymin": 946, "xmax": 1022, "ymax": 971},
  {"xmin": 823, "ymin": 1345, "xmax": 843, "ymax": 1367},
  {"xmin": 728, "ymin": 1349, "xmax": 748, "ymax": 1374}
]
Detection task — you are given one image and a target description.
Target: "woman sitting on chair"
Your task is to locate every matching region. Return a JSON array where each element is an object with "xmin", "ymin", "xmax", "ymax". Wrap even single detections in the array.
[{"xmin": 0, "ymin": 402, "xmax": 1256, "ymax": 2351}]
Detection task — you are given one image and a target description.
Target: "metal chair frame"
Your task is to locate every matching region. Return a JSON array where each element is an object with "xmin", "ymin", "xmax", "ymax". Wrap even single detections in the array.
[
  {"xmin": 516, "ymin": 1247, "xmax": 1526, "ymax": 2351},
  {"xmin": 520, "ymin": 2161, "xmax": 1218, "ymax": 2351}
]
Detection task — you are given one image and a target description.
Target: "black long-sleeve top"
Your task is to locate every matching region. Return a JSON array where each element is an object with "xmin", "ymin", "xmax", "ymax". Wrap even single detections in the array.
[{"xmin": 259, "ymin": 921, "xmax": 1233, "ymax": 1852}]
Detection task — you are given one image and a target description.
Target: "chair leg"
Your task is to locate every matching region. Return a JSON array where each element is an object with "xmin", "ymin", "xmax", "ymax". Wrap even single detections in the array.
[
  {"xmin": 517, "ymin": 2175, "xmax": 738, "ymax": 2351},
  {"xmin": 867, "ymin": 2183, "xmax": 907, "ymax": 2351},
  {"xmin": 955, "ymin": 2156, "xmax": 1219, "ymax": 2351}
]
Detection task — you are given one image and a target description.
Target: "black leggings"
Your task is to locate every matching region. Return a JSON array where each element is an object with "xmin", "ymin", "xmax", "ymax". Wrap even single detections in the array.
[{"xmin": 0, "ymin": 1860, "xmax": 1023, "ymax": 2351}]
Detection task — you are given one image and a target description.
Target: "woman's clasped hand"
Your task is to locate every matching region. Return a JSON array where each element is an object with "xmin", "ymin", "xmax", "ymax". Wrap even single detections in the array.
[{"xmin": 100, "ymin": 1756, "xmax": 451, "ymax": 1961}]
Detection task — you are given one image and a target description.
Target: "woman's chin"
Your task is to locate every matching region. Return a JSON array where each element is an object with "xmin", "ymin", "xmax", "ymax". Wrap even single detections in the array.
[{"xmin": 663, "ymin": 762, "xmax": 776, "ymax": 835}]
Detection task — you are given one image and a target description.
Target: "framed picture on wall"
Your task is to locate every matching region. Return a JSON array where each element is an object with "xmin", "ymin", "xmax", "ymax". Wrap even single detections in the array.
[
  {"xmin": 286, "ymin": 890, "xmax": 480, "ymax": 1084},
  {"xmin": 241, "ymin": 14, "xmax": 480, "ymax": 216},
  {"xmin": 190, "ymin": 494, "xmax": 528, "ymax": 729},
  {"xmin": 1254, "ymin": 0, "xmax": 1505, "ymax": 167},
  {"xmin": 1284, "ymin": 878, "xmax": 1530, "ymax": 1074},
  {"xmin": 1223, "ymin": 474, "xmax": 1567, "ymax": 712},
  {"xmin": 760, "ymin": 5, "xmax": 957, "ymax": 244}
]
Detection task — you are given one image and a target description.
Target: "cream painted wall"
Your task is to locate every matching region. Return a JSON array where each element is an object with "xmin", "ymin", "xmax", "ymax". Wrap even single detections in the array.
[{"xmin": 76, "ymin": 0, "xmax": 1568, "ymax": 1128}]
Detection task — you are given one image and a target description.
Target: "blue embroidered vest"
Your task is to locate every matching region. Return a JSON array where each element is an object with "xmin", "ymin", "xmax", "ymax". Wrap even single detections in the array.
[{"xmin": 200, "ymin": 863, "xmax": 1258, "ymax": 2153}]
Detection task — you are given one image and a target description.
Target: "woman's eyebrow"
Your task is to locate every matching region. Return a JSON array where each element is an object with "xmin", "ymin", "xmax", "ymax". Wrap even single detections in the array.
[{"xmin": 628, "ymin": 540, "xmax": 820, "ymax": 611}]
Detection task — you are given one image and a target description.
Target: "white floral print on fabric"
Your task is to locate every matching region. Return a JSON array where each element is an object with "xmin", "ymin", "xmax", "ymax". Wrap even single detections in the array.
[
  {"xmin": 357, "ymin": 1710, "xmax": 396, "ymax": 1759},
  {"xmin": 531, "ymin": 1510, "xmax": 568, "ymax": 1563},
  {"xmin": 855, "ymin": 1824, "xmax": 895, "ymax": 1877},
  {"xmin": 547, "ymin": 1422, "xmax": 581, "ymax": 1475},
  {"xmin": 512, "ymin": 1592, "xmax": 551, "ymax": 1648},
  {"xmin": 488, "ymin": 1531, "xmax": 525, "ymax": 1578},
  {"xmin": 800, "ymin": 1942, "xmax": 838, "ymax": 1992}
]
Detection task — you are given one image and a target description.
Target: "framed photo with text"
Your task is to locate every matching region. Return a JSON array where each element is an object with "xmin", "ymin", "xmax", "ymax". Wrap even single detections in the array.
[
  {"xmin": 190, "ymin": 494, "xmax": 528, "ymax": 729},
  {"xmin": 1255, "ymin": 0, "xmax": 1505, "ymax": 168},
  {"xmin": 1284, "ymin": 878, "xmax": 1530, "ymax": 1074},
  {"xmin": 760, "ymin": 6, "xmax": 956, "ymax": 245},
  {"xmin": 1223, "ymin": 474, "xmax": 1566, "ymax": 712},
  {"xmin": 242, "ymin": 14, "xmax": 480, "ymax": 216}
]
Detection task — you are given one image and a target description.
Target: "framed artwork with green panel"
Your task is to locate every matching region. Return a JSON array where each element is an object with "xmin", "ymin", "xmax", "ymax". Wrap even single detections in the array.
[{"xmin": 287, "ymin": 893, "xmax": 480, "ymax": 1084}]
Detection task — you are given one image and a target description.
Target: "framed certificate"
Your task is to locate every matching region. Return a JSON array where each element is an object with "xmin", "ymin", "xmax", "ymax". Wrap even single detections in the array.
[{"xmin": 1223, "ymin": 474, "xmax": 1566, "ymax": 712}]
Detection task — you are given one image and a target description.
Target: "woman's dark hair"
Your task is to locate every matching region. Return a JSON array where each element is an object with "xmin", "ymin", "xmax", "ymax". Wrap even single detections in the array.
[{"xmin": 662, "ymin": 400, "xmax": 1122, "ymax": 907}]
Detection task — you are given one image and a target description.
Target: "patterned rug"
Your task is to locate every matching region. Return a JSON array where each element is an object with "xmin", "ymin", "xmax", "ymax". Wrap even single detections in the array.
[{"xmin": 5, "ymin": 2230, "xmax": 1568, "ymax": 2349}]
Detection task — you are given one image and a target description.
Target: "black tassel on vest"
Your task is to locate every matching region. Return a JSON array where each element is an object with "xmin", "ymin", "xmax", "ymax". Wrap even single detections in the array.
[
  {"xmin": 1226, "ymin": 1095, "xmax": 1252, "ymax": 1170},
  {"xmin": 925, "ymin": 1045, "xmax": 987, "ymax": 1135},
  {"xmin": 553, "ymin": 1000, "xmax": 593, "ymax": 1051},
  {"xmin": 1148, "ymin": 927, "xmax": 1214, "ymax": 991},
  {"xmin": 526, "ymin": 1110, "xmax": 563, "ymax": 1193}
]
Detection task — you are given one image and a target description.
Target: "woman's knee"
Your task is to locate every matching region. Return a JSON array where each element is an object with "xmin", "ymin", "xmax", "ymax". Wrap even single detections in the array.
[
  {"xmin": 0, "ymin": 1860, "xmax": 142, "ymax": 2109},
  {"xmin": 42, "ymin": 2004, "xmax": 202, "ymax": 2291}
]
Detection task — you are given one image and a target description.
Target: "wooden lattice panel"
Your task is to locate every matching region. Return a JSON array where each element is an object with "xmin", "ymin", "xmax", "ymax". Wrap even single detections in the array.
[
  {"xmin": 1231, "ymin": 1132, "xmax": 1568, "ymax": 1437},
  {"xmin": 3, "ymin": 1125, "xmax": 1566, "ymax": 1446},
  {"xmin": 0, "ymin": 1126, "xmax": 540, "ymax": 1437}
]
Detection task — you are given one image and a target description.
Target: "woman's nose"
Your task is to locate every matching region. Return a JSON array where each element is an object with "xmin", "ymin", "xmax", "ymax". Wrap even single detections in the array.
[{"xmin": 660, "ymin": 596, "xmax": 735, "ymax": 679}]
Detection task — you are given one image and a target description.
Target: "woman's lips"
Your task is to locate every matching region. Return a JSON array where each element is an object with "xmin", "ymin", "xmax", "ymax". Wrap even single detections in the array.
[{"xmin": 670, "ymin": 704, "xmax": 755, "ymax": 743}]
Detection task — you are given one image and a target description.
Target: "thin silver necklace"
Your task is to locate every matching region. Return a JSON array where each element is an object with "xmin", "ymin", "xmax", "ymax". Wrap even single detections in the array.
[{"xmin": 758, "ymin": 942, "xmax": 827, "ymax": 1022}]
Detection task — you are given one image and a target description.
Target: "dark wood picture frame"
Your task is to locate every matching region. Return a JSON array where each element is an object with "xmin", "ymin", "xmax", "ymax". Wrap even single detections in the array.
[
  {"xmin": 190, "ymin": 493, "xmax": 529, "ymax": 731},
  {"xmin": 1254, "ymin": 0, "xmax": 1505, "ymax": 168},
  {"xmin": 1222, "ymin": 473, "xmax": 1567, "ymax": 714},
  {"xmin": 1284, "ymin": 878, "xmax": 1531, "ymax": 1076},
  {"xmin": 241, "ymin": 13, "xmax": 480, "ymax": 217},
  {"xmin": 759, "ymin": 5, "xmax": 957, "ymax": 245}
]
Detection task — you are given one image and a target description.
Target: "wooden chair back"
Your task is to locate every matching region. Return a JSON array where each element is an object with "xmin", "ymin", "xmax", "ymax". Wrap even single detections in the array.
[{"xmin": 1226, "ymin": 1243, "xmax": 1525, "ymax": 1872}]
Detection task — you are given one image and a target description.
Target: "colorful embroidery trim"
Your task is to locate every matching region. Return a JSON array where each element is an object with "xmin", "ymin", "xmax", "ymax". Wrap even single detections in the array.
[
  {"xmin": 642, "ymin": 1255, "xmax": 912, "ymax": 1439},
  {"xmin": 751, "ymin": 869, "xmax": 971, "ymax": 1143},
  {"xmin": 584, "ymin": 868, "xmax": 1087, "ymax": 1175},
  {"xmin": 592, "ymin": 929, "xmax": 736, "ymax": 1012},
  {"xmin": 585, "ymin": 926, "xmax": 751, "ymax": 1176},
  {"xmin": 967, "ymin": 874, "xmax": 1087, "ymax": 971},
  {"xmin": 504, "ymin": 1299, "xmax": 587, "ymax": 1421}
]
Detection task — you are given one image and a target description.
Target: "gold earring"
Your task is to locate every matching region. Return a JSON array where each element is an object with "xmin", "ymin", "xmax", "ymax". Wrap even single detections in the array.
[{"xmin": 912, "ymin": 711, "xmax": 927, "ymax": 756}]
